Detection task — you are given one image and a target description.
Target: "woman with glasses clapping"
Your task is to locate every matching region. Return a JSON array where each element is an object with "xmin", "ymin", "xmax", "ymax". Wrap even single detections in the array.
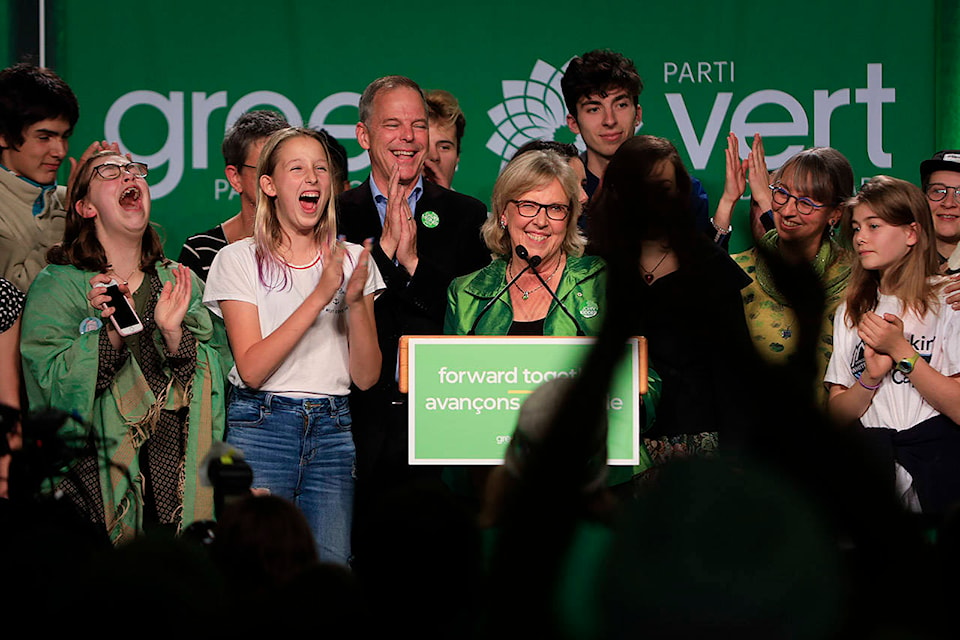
[
  {"xmin": 20, "ymin": 150, "xmax": 231, "ymax": 543},
  {"xmin": 726, "ymin": 135, "xmax": 855, "ymax": 406}
]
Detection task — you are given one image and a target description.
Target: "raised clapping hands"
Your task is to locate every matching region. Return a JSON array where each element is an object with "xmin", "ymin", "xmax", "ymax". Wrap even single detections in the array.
[
  {"xmin": 379, "ymin": 163, "xmax": 419, "ymax": 275},
  {"xmin": 714, "ymin": 133, "xmax": 773, "ymax": 242},
  {"xmin": 319, "ymin": 238, "xmax": 374, "ymax": 307},
  {"xmin": 155, "ymin": 265, "xmax": 193, "ymax": 353},
  {"xmin": 857, "ymin": 312, "xmax": 909, "ymax": 381},
  {"xmin": 345, "ymin": 239, "xmax": 374, "ymax": 307},
  {"xmin": 746, "ymin": 134, "xmax": 771, "ymax": 206},
  {"xmin": 318, "ymin": 239, "xmax": 347, "ymax": 297},
  {"xmin": 720, "ymin": 131, "xmax": 747, "ymax": 211}
]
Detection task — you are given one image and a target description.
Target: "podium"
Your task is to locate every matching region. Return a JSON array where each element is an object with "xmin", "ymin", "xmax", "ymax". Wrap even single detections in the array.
[{"xmin": 398, "ymin": 335, "xmax": 648, "ymax": 465}]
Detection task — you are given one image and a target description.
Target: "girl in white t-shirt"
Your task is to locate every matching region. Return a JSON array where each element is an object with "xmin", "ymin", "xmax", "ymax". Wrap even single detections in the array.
[
  {"xmin": 204, "ymin": 127, "xmax": 383, "ymax": 564},
  {"xmin": 825, "ymin": 175, "xmax": 960, "ymax": 515}
]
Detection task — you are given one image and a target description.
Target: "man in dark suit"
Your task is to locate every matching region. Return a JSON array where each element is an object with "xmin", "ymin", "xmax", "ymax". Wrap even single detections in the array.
[{"xmin": 337, "ymin": 76, "xmax": 489, "ymax": 557}]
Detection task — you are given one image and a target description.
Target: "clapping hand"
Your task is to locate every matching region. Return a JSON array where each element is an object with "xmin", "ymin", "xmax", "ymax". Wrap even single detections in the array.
[
  {"xmin": 379, "ymin": 164, "xmax": 406, "ymax": 260},
  {"xmin": 382, "ymin": 162, "xmax": 419, "ymax": 274},
  {"xmin": 721, "ymin": 132, "xmax": 747, "ymax": 205},
  {"xmin": 155, "ymin": 265, "xmax": 193, "ymax": 352},
  {"xmin": 856, "ymin": 312, "xmax": 909, "ymax": 381},
  {"xmin": 746, "ymin": 133, "xmax": 772, "ymax": 213},
  {"xmin": 318, "ymin": 239, "xmax": 346, "ymax": 296},
  {"xmin": 345, "ymin": 239, "xmax": 374, "ymax": 306}
]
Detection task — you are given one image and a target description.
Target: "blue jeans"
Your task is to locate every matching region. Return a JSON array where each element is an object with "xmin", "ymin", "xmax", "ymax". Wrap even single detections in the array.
[{"xmin": 226, "ymin": 386, "xmax": 355, "ymax": 565}]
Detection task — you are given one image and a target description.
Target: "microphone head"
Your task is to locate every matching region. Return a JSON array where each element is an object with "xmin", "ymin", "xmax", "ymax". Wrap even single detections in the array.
[
  {"xmin": 515, "ymin": 245, "xmax": 529, "ymax": 260},
  {"xmin": 529, "ymin": 255, "xmax": 542, "ymax": 267},
  {"xmin": 200, "ymin": 442, "xmax": 246, "ymax": 487}
]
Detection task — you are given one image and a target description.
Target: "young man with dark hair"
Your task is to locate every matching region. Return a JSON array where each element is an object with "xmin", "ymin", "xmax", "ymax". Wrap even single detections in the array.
[
  {"xmin": 561, "ymin": 49, "xmax": 642, "ymax": 198},
  {"xmin": 178, "ymin": 109, "xmax": 289, "ymax": 280},
  {"xmin": 561, "ymin": 49, "xmax": 714, "ymax": 241},
  {"xmin": 424, "ymin": 89, "xmax": 466, "ymax": 190},
  {"xmin": 0, "ymin": 63, "xmax": 79, "ymax": 291}
]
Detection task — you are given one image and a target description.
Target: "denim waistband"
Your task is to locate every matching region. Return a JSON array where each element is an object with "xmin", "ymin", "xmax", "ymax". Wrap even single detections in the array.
[{"xmin": 231, "ymin": 385, "xmax": 348, "ymax": 411}]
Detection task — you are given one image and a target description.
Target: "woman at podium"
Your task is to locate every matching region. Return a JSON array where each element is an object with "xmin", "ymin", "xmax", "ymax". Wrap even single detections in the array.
[
  {"xmin": 443, "ymin": 149, "xmax": 657, "ymax": 496},
  {"xmin": 443, "ymin": 149, "xmax": 603, "ymax": 337}
]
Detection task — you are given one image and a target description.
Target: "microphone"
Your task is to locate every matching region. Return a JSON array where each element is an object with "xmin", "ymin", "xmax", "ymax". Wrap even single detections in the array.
[
  {"xmin": 514, "ymin": 244, "xmax": 542, "ymax": 268},
  {"xmin": 516, "ymin": 245, "xmax": 585, "ymax": 336},
  {"xmin": 468, "ymin": 248, "xmax": 539, "ymax": 335},
  {"xmin": 201, "ymin": 441, "xmax": 254, "ymax": 518}
]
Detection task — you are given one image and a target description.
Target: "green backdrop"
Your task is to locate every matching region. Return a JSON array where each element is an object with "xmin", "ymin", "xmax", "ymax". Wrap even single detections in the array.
[{"xmin": 2, "ymin": 0, "xmax": 948, "ymax": 256}]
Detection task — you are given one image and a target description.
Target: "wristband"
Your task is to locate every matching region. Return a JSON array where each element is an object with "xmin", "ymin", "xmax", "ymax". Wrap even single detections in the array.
[{"xmin": 855, "ymin": 372, "xmax": 881, "ymax": 390}]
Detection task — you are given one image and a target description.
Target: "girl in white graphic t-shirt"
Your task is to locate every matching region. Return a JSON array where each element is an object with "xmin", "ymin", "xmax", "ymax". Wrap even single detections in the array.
[
  {"xmin": 825, "ymin": 175, "xmax": 960, "ymax": 515},
  {"xmin": 204, "ymin": 127, "xmax": 383, "ymax": 564}
]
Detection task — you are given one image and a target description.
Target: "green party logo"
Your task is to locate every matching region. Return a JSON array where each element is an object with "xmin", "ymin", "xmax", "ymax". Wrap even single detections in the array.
[
  {"xmin": 421, "ymin": 211, "xmax": 440, "ymax": 228},
  {"xmin": 485, "ymin": 59, "xmax": 586, "ymax": 168},
  {"xmin": 486, "ymin": 58, "xmax": 897, "ymax": 175},
  {"xmin": 578, "ymin": 299, "xmax": 599, "ymax": 318}
]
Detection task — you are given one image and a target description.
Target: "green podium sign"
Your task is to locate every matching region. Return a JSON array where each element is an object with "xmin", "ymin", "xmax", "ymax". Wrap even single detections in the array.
[{"xmin": 405, "ymin": 336, "xmax": 642, "ymax": 465}]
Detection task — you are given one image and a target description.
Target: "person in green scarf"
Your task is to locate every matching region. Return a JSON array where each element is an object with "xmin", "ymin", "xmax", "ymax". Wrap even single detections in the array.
[
  {"xmin": 20, "ymin": 150, "xmax": 231, "ymax": 544},
  {"xmin": 719, "ymin": 135, "xmax": 855, "ymax": 406}
]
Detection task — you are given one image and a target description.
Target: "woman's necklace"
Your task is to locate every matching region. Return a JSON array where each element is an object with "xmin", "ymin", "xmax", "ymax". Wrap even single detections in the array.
[
  {"xmin": 639, "ymin": 250, "xmax": 669, "ymax": 284},
  {"xmin": 285, "ymin": 251, "xmax": 323, "ymax": 270},
  {"xmin": 280, "ymin": 242, "xmax": 323, "ymax": 270},
  {"xmin": 108, "ymin": 264, "xmax": 140, "ymax": 285},
  {"xmin": 507, "ymin": 257, "xmax": 563, "ymax": 300}
]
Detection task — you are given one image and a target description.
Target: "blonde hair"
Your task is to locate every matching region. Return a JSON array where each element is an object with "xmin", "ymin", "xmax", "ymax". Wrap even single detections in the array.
[
  {"xmin": 425, "ymin": 89, "xmax": 465, "ymax": 152},
  {"xmin": 482, "ymin": 150, "xmax": 585, "ymax": 259},
  {"xmin": 841, "ymin": 175, "xmax": 940, "ymax": 327},
  {"xmin": 253, "ymin": 127, "xmax": 338, "ymax": 288}
]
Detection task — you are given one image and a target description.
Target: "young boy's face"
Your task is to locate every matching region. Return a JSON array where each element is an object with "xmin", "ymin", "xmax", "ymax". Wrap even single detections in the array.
[
  {"xmin": 0, "ymin": 116, "xmax": 72, "ymax": 185},
  {"xmin": 926, "ymin": 170, "xmax": 960, "ymax": 248},
  {"xmin": 566, "ymin": 88, "xmax": 641, "ymax": 161}
]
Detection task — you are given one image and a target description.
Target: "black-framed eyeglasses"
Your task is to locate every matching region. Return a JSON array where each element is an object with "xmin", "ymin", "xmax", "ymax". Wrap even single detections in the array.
[
  {"xmin": 769, "ymin": 183, "xmax": 825, "ymax": 215},
  {"xmin": 510, "ymin": 199, "xmax": 570, "ymax": 221},
  {"xmin": 924, "ymin": 183, "xmax": 960, "ymax": 202},
  {"xmin": 241, "ymin": 163, "xmax": 257, "ymax": 171},
  {"xmin": 93, "ymin": 161, "xmax": 148, "ymax": 180}
]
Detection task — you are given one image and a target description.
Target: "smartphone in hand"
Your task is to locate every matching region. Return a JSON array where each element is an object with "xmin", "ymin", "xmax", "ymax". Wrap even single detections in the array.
[{"xmin": 101, "ymin": 279, "xmax": 144, "ymax": 336}]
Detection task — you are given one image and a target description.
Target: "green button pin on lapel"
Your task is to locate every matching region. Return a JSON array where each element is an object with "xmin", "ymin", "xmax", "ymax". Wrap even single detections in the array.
[
  {"xmin": 578, "ymin": 300, "xmax": 599, "ymax": 318},
  {"xmin": 421, "ymin": 211, "xmax": 439, "ymax": 228}
]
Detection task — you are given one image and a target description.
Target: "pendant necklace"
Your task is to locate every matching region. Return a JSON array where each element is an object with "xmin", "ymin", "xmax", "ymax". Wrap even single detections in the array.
[
  {"xmin": 108, "ymin": 265, "xmax": 139, "ymax": 285},
  {"xmin": 640, "ymin": 250, "xmax": 669, "ymax": 284},
  {"xmin": 508, "ymin": 257, "xmax": 563, "ymax": 300}
]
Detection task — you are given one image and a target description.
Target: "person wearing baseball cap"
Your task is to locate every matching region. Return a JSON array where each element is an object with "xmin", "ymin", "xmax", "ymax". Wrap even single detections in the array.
[
  {"xmin": 920, "ymin": 150, "xmax": 960, "ymax": 268},
  {"xmin": 920, "ymin": 151, "xmax": 960, "ymax": 312}
]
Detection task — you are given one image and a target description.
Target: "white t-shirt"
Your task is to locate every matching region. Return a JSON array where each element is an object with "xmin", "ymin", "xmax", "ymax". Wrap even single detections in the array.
[
  {"xmin": 825, "ymin": 284, "xmax": 960, "ymax": 431},
  {"xmin": 825, "ymin": 282, "xmax": 960, "ymax": 511},
  {"xmin": 203, "ymin": 238, "xmax": 385, "ymax": 397}
]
